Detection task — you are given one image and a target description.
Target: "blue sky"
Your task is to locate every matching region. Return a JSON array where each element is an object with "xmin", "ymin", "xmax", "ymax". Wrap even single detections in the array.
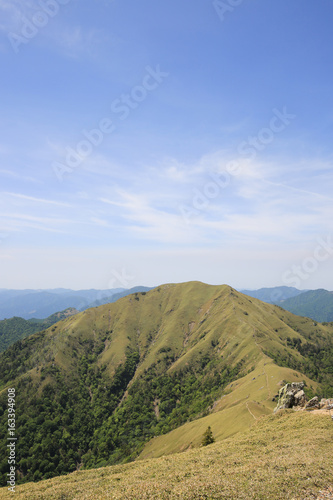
[{"xmin": 0, "ymin": 0, "xmax": 332, "ymax": 290}]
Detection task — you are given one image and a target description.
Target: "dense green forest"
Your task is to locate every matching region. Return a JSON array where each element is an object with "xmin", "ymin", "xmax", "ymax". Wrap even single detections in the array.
[
  {"xmin": 264, "ymin": 318, "xmax": 333, "ymax": 398},
  {"xmin": 0, "ymin": 317, "xmax": 43, "ymax": 353},
  {"xmin": 0, "ymin": 343, "xmax": 241, "ymax": 484},
  {"xmin": 280, "ymin": 289, "xmax": 333, "ymax": 322},
  {"xmin": 87, "ymin": 355, "xmax": 242, "ymax": 468},
  {"xmin": 0, "ymin": 339, "xmax": 140, "ymax": 483}
]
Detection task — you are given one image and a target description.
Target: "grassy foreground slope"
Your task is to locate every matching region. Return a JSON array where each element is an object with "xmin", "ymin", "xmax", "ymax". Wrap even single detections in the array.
[{"xmin": 1, "ymin": 411, "xmax": 332, "ymax": 499}]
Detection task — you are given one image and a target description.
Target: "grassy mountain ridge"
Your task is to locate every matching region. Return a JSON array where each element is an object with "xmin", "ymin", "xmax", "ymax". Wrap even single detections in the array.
[{"xmin": 0, "ymin": 281, "xmax": 332, "ymax": 486}]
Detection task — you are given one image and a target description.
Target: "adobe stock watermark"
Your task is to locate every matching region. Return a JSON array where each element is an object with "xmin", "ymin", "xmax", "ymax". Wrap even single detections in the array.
[
  {"xmin": 52, "ymin": 65, "xmax": 169, "ymax": 181},
  {"xmin": 280, "ymin": 234, "xmax": 333, "ymax": 290},
  {"xmin": 108, "ymin": 269, "xmax": 135, "ymax": 289},
  {"xmin": 8, "ymin": 0, "xmax": 72, "ymax": 54},
  {"xmin": 179, "ymin": 107, "xmax": 296, "ymax": 223},
  {"xmin": 213, "ymin": 0, "xmax": 246, "ymax": 22},
  {"xmin": 7, "ymin": 387, "xmax": 16, "ymax": 493}
]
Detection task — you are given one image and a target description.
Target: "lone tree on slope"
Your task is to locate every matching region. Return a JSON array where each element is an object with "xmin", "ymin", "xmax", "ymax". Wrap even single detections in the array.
[{"xmin": 201, "ymin": 426, "xmax": 215, "ymax": 446}]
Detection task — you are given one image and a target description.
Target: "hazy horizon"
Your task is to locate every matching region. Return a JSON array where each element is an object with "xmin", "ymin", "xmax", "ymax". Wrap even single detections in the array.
[{"xmin": 0, "ymin": 281, "xmax": 326, "ymax": 294}]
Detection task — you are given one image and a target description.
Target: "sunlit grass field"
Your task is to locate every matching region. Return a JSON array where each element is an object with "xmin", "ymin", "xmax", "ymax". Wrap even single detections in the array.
[{"xmin": 2, "ymin": 410, "xmax": 332, "ymax": 499}]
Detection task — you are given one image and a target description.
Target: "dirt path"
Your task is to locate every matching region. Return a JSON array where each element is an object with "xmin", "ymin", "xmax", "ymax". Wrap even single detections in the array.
[{"xmin": 246, "ymin": 401, "xmax": 257, "ymax": 420}]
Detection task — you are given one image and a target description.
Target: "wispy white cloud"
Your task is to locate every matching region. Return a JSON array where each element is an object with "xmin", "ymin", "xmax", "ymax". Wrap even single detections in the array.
[
  {"xmin": 0, "ymin": 213, "xmax": 73, "ymax": 234},
  {"xmin": 0, "ymin": 0, "xmax": 110, "ymax": 59},
  {"xmin": 263, "ymin": 179, "xmax": 333, "ymax": 202},
  {"xmin": 95, "ymin": 154, "xmax": 333, "ymax": 246},
  {"xmin": 0, "ymin": 213, "xmax": 72, "ymax": 224},
  {"xmin": 2, "ymin": 192, "xmax": 72, "ymax": 207},
  {"xmin": 0, "ymin": 169, "xmax": 41, "ymax": 183},
  {"xmin": 99, "ymin": 191, "xmax": 200, "ymax": 244},
  {"xmin": 1, "ymin": 146, "xmax": 332, "ymax": 249},
  {"xmin": 89, "ymin": 216, "xmax": 110, "ymax": 227},
  {"xmin": 52, "ymin": 26, "xmax": 111, "ymax": 59},
  {"xmin": 0, "ymin": 0, "xmax": 39, "ymax": 34}
]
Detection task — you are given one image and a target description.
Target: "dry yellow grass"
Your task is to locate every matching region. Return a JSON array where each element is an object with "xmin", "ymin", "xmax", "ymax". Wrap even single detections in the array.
[{"xmin": 2, "ymin": 411, "xmax": 332, "ymax": 500}]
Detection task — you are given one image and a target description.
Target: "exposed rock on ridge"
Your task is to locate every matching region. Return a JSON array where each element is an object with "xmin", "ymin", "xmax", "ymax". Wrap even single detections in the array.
[
  {"xmin": 274, "ymin": 382, "xmax": 306, "ymax": 412},
  {"xmin": 274, "ymin": 382, "xmax": 333, "ymax": 413}
]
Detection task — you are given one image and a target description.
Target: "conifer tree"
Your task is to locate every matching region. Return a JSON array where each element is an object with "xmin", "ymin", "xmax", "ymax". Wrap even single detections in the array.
[{"xmin": 201, "ymin": 426, "xmax": 215, "ymax": 446}]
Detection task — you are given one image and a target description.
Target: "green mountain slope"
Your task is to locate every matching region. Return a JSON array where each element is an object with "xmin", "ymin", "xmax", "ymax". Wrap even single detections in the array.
[
  {"xmin": 279, "ymin": 288, "xmax": 333, "ymax": 322},
  {"xmin": 0, "ymin": 282, "xmax": 332, "ymax": 486},
  {"xmin": 0, "ymin": 308, "xmax": 79, "ymax": 353}
]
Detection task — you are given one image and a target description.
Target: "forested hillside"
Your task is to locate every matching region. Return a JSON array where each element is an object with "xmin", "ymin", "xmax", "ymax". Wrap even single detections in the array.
[{"xmin": 280, "ymin": 289, "xmax": 333, "ymax": 322}]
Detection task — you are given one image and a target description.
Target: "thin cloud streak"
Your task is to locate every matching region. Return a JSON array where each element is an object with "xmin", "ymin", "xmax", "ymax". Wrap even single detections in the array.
[{"xmin": 2, "ymin": 192, "xmax": 72, "ymax": 207}]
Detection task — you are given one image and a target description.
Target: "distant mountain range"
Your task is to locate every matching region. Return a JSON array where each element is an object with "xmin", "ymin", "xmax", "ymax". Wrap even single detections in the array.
[
  {"xmin": 240, "ymin": 286, "xmax": 333, "ymax": 322},
  {"xmin": 239, "ymin": 286, "xmax": 306, "ymax": 303},
  {"xmin": 86, "ymin": 286, "xmax": 153, "ymax": 308},
  {"xmin": 0, "ymin": 287, "xmax": 152, "ymax": 320},
  {"xmin": 0, "ymin": 284, "xmax": 332, "ymax": 326}
]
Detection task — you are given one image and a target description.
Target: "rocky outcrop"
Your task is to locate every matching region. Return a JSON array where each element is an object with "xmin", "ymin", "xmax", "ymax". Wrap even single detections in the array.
[
  {"xmin": 305, "ymin": 396, "xmax": 320, "ymax": 409},
  {"xmin": 274, "ymin": 382, "xmax": 307, "ymax": 412},
  {"xmin": 319, "ymin": 398, "xmax": 333, "ymax": 410},
  {"xmin": 305, "ymin": 398, "xmax": 333, "ymax": 411},
  {"xmin": 294, "ymin": 388, "xmax": 307, "ymax": 407},
  {"xmin": 275, "ymin": 383, "xmax": 333, "ymax": 413}
]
